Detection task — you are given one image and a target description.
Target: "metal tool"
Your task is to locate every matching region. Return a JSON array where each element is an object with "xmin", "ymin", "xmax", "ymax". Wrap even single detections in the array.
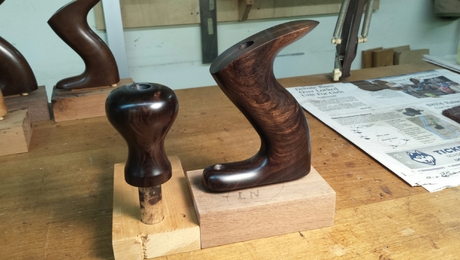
[
  {"xmin": 332, "ymin": 0, "xmax": 375, "ymax": 81},
  {"xmin": 199, "ymin": 0, "xmax": 218, "ymax": 64}
]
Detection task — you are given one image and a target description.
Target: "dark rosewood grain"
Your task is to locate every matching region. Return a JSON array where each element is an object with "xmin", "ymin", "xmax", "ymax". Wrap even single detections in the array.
[
  {"xmin": 0, "ymin": 0, "xmax": 38, "ymax": 97},
  {"xmin": 105, "ymin": 83, "xmax": 178, "ymax": 188},
  {"xmin": 48, "ymin": 0, "xmax": 119, "ymax": 90},
  {"xmin": 0, "ymin": 36, "xmax": 38, "ymax": 96},
  {"xmin": 202, "ymin": 20, "xmax": 318, "ymax": 192}
]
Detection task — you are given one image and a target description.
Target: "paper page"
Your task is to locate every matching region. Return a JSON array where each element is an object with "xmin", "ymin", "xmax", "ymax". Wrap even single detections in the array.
[{"xmin": 288, "ymin": 69, "xmax": 460, "ymax": 192}]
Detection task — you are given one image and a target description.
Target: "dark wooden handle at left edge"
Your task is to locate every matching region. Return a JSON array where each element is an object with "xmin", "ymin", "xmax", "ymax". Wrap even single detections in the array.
[
  {"xmin": 0, "ymin": 36, "xmax": 38, "ymax": 96},
  {"xmin": 0, "ymin": 0, "xmax": 37, "ymax": 96}
]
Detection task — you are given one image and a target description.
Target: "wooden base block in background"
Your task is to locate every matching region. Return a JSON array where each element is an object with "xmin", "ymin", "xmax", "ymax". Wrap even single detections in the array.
[
  {"xmin": 186, "ymin": 167, "xmax": 336, "ymax": 249},
  {"xmin": 112, "ymin": 156, "xmax": 200, "ymax": 260},
  {"xmin": 4, "ymin": 86, "xmax": 50, "ymax": 122},
  {"xmin": 0, "ymin": 108, "xmax": 33, "ymax": 156},
  {"xmin": 51, "ymin": 78, "xmax": 133, "ymax": 122}
]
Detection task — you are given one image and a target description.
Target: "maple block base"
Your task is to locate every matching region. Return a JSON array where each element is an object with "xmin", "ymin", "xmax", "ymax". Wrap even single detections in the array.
[
  {"xmin": 112, "ymin": 156, "xmax": 200, "ymax": 260},
  {"xmin": 51, "ymin": 78, "xmax": 133, "ymax": 122},
  {"xmin": 0, "ymin": 108, "xmax": 33, "ymax": 156},
  {"xmin": 186, "ymin": 166, "xmax": 336, "ymax": 248},
  {"xmin": 4, "ymin": 86, "xmax": 50, "ymax": 122}
]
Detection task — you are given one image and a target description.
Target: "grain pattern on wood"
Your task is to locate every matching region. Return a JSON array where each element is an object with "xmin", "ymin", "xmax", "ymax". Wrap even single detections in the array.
[
  {"xmin": 48, "ymin": 0, "xmax": 119, "ymax": 90},
  {"xmin": 361, "ymin": 47, "xmax": 382, "ymax": 68},
  {"xmin": 106, "ymin": 82, "xmax": 179, "ymax": 188},
  {"xmin": 202, "ymin": 20, "xmax": 318, "ymax": 192},
  {"xmin": 94, "ymin": 0, "xmax": 380, "ymax": 29},
  {"xmin": 372, "ymin": 48, "xmax": 394, "ymax": 67},
  {"xmin": 0, "ymin": 36, "xmax": 38, "ymax": 96},
  {"xmin": 187, "ymin": 166, "xmax": 335, "ymax": 248},
  {"xmin": 4, "ymin": 86, "xmax": 50, "ymax": 122},
  {"xmin": 138, "ymin": 186, "xmax": 164, "ymax": 225},
  {"xmin": 51, "ymin": 78, "xmax": 133, "ymax": 122},
  {"xmin": 0, "ymin": 108, "xmax": 32, "ymax": 156},
  {"xmin": 0, "ymin": 90, "xmax": 6, "ymax": 119},
  {"xmin": 112, "ymin": 157, "xmax": 200, "ymax": 259},
  {"xmin": 2, "ymin": 63, "xmax": 456, "ymax": 260}
]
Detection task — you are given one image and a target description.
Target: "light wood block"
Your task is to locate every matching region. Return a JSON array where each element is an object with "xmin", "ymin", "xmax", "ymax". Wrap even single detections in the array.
[
  {"xmin": 94, "ymin": 0, "xmax": 380, "ymax": 29},
  {"xmin": 372, "ymin": 48, "xmax": 394, "ymax": 67},
  {"xmin": 186, "ymin": 166, "xmax": 336, "ymax": 248},
  {"xmin": 362, "ymin": 47, "xmax": 382, "ymax": 68},
  {"xmin": 0, "ymin": 108, "xmax": 32, "ymax": 156},
  {"xmin": 395, "ymin": 49, "xmax": 429, "ymax": 65},
  {"xmin": 112, "ymin": 156, "xmax": 200, "ymax": 260},
  {"xmin": 4, "ymin": 86, "xmax": 50, "ymax": 122},
  {"xmin": 51, "ymin": 78, "xmax": 133, "ymax": 122},
  {"xmin": 0, "ymin": 90, "xmax": 6, "ymax": 119}
]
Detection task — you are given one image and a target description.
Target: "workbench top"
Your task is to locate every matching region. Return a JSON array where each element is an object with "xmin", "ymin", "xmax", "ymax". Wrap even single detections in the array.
[{"xmin": 1, "ymin": 62, "xmax": 459, "ymax": 259}]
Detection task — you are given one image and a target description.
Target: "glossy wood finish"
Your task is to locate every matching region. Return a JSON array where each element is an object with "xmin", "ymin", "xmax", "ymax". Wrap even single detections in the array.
[
  {"xmin": 48, "ymin": 0, "xmax": 119, "ymax": 90},
  {"xmin": 202, "ymin": 20, "xmax": 318, "ymax": 192},
  {"xmin": 105, "ymin": 83, "xmax": 178, "ymax": 188},
  {"xmin": 0, "ymin": 36, "xmax": 38, "ymax": 96}
]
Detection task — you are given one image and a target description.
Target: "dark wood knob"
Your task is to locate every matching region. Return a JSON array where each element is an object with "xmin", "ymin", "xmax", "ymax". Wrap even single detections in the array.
[
  {"xmin": 106, "ymin": 83, "xmax": 178, "ymax": 187},
  {"xmin": 48, "ymin": 0, "xmax": 119, "ymax": 90},
  {"xmin": 0, "ymin": 36, "xmax": 38, "ymax": 96},
  {"xmin": 202, "ymin": 20, "xmax": 319, "ymax": 192}
]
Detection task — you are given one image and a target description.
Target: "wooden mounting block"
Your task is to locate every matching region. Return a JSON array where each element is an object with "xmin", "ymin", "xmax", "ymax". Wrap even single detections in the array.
[
  {"xmin": 0, "ymin": 108, "xmax": 33, "ymax": 156},
  {"xmin": 112, "ymin": 156, "xmax": 200, "ymax": 259},
  {"xmin": 186, "ymin": 166, "xmax": 336, "ymax": 248},
  {"xmin": 51, "ymin": 78, "xmax": 133, "ymax": 122},
  {"xmin": 4, "ymin": 86, "xmax": 50, "ymax": 122}
]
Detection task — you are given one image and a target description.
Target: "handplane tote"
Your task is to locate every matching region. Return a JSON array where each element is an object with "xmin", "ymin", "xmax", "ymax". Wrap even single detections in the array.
[{"xmin": 203, "ymin": 20, "xmax": 318, "ymax": 192}]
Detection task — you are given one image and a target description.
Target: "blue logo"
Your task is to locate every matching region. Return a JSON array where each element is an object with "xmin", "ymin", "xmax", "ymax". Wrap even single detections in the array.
[{"xmin": 406, "ymin": 150, "xmax": 436, "ymax": 166}]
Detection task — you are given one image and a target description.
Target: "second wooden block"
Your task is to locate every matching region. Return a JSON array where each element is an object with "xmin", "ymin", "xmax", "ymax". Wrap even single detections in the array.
[
  {"xmin": 0, "ymin": 108, "xmax": 33, "ymax": 156},
  {"xmin": 186, "ymin": 166, "xmax": 336, "ymax": 248},
  {"xmin": 51, "ymin": 78, "xmax": 133, "ymax": 122},
  {"xmin": 112, "ymin": 156, "xmax": 200, "ymax": 260}
]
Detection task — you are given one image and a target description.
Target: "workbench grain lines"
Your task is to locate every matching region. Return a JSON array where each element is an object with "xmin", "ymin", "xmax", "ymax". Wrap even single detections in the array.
[{"xmin": 0, "ymin": 62, "xmax": 453, "ymax": 259}]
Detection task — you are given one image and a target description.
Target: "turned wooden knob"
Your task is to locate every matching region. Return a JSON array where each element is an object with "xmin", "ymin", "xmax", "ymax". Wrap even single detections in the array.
[
  {"xmin": 106, "ymin": 83, "xmax": 178, "ymax": 224},
  {"xmin": 202, "ymin": 20, "xmax": 319, "ymax": 192},
  {"xmin": 106, "ymin": 83, "xmax": 178, "ymax": 187},
  {"xmin": 48, "ymin": 0, "xmax": 119, "ymax": 90}
]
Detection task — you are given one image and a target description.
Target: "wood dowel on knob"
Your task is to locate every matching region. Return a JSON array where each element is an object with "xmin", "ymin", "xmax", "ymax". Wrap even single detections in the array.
[
  {"xmin": 138, "ymin": 186, "xmax": 164, "ymax": 225},
  {"xmin": 0, "ymin": 90, "xmax": 7, "ymax": 120}
]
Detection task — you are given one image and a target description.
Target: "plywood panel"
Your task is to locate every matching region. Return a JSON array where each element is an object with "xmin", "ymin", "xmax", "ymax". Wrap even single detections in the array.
[{"xmin": 95, "ymin": 0, "xmax": 379, "ymax": 29}]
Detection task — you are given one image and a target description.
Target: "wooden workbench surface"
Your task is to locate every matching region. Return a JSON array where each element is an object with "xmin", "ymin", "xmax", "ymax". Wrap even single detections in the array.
[{"xmin": 1, "ymin": 62, "xmax": 459, "ymax": 259}]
